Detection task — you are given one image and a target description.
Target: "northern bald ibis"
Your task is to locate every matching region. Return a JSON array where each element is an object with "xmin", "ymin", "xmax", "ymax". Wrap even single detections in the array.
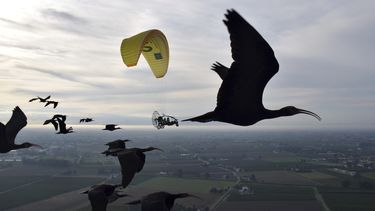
[
  {"xmin": 103, "ymin": 124, "xmax": 121, "ymax": 131},
  {"xmin": 183, "ymin": 9, "xmax": 321, "ymax": 126},
  {"xmin": 0, "ymin": 106, "xmax": 42, "ymax": 153},
  {"xmin": 126, "ymin": 191, "xmax": 199, "ymax": 211},
  {"xmin": 102, "ymin": 139, "xmax": 131, "ymax": 156},
  {"xmin": 81, "ymin": 184, "xmax": 128, "ymax": 211},
  {"xmin": 117, "ymin": 147, "xmax": 162, "ymax": 188}
]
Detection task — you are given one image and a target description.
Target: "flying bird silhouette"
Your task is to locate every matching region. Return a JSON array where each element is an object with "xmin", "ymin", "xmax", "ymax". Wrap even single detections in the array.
[
  {"xmin": 80, "ymin": 118, "xmax": 94, "ymax": 123},
  {"xmin": 0, "ymin": 106, "xmax": 43, "ymax": 153},
  {"xmin": 81, "ymin": 184, "xmax": 128, "ymax": 211},
  {"xmin": 29, "ymin": 95, "xmax": 50, "ymax": 103},
  {"xmin": 102, "ymin": 139, "xmax": 131, "ymax": 156},
  {"xmin": 183, "ymin": 9, "xmax": 321, "ymax": 126},
  {"xmin": 117, "ymin": 147, "xmax": 162, "ymax": 188},
  {"xmin": 103, "ymin": 124, "xmax": 121, "ymax": 131},
  {"xmin": 44, "ymin": 100, "xmax": 58, "ymax": 109},
  {"xmin": 44, "ymin": 115, "xmax": 73, "ymax": 134},
  {"xmin": 126, "ymin": 191, "xmax": 199, "ymax": 211},
  {"xmin": 55, "ymin": 115, "xmax": 73, "ymax": 134}
]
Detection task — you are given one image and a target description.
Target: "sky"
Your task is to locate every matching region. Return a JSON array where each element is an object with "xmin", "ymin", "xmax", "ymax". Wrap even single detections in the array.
[{"xmin": 0, "ymin": 0, "xmax": 374, "ymax": 129}]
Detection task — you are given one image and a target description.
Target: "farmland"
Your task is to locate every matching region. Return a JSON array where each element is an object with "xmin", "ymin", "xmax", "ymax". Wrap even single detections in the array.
[
  {"xmin": 0, "ymin": 128, "xmax": 375, "ymax": 210},
  {"xmin": 0, "ymin": 176, "xmax": 103, "ymax": 210}
]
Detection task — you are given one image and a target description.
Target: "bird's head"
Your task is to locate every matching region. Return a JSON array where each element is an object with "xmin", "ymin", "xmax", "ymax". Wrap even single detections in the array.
[
  {"xmin": 22, "ymin": 142, "xmax": 43, "ymax": 149},
  {"xmin": 281, "ymin": 106, "xmax": 321, "ymax": 121}
]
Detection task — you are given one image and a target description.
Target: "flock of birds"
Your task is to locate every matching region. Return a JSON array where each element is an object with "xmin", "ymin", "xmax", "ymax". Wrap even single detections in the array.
[{"xmin": 0, "ymin": 9, "xmax": 321, "ymax": 211}]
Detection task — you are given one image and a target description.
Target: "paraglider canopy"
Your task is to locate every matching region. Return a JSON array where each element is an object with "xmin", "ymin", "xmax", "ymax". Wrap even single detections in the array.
[{"xmin": 120, "ymin": 29, "xmax": 169, "ymax": 78}]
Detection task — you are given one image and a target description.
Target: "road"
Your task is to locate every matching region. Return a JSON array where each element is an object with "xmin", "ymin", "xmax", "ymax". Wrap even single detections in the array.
[{"xmin": 176, "ymin": 144, "xmax": 241, "ymax": 211}]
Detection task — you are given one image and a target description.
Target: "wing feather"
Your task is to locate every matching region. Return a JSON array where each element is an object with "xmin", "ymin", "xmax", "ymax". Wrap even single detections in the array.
[
  {"xmin": 5, "ymin": 107, "xmax": 27, "ymax": 144},
  {"xmin": 216, "ymin": 10, "xmax": 279, "ymax": 113}
]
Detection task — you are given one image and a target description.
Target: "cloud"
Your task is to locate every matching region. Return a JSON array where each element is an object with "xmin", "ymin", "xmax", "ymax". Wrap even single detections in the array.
[
  {"xmin": 41, "ymin": 8, "xmax": 87, "ymax": 24},
  {"xmin": 0, "ymin": 0, "xmax": 374, "ymax": 126},
  {"xmin": 15, "ymin": 64, "xmax": 108, "ymax": 89},
  {"xmin": 0, "ymin": 17, "xmax": 35, "ymax": 30}
]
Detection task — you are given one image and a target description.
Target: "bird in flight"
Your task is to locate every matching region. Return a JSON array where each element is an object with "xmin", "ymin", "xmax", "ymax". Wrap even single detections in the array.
[
  {"xmin": 81, "ymin": 184, "xmax": 128, "ymax": 211},
  {"xmin": 184, "ymin": 9, "xmax": 321, "ymax": 126},
  {"xmin": 126, "ymin": 191, "xmax": 199, "ymax": 211},
  {"xmin": 44, "ymin": 100, "xmax": 58, "ymax": 109},
  {"xmin": 0, "ymin": 106, "xmax": 43, "ymax": 153},
  {"xmin": 44, "ymin": 114, "xmax": 73, "ymax": 134},
  {"xmin": 116, "ymin": 147, "xmax": 162, "ymax": 188},
  {"xmin": 80, "ymin": 118, "xmax": 94, "ymax": 123},
  {"xmin": 103, "ymin": 124, "xmax": 121, "ymax": 131},
  {"xmin": 102, "ymin": 139, "xmax": 131, "ymax": 156},
  {"xmin": 29, "ymin": 95, "xmax": 50, "ymax": 103}
]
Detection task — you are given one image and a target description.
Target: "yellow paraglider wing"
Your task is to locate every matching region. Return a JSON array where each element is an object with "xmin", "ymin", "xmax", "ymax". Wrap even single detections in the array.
[{"xmin": 120, "ymin": 29, "xmax": 169, "ymax": 78}]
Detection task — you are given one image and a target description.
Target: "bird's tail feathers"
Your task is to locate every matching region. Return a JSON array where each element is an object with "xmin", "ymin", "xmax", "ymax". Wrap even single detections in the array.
[{"xmin": 182, "ymin": 111, "xmax": 216, "ymax": 122}]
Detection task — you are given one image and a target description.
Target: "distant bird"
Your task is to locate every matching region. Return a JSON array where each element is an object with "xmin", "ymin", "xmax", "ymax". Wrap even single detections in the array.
[
  {"xmin": 81, "ymin": 184, "xmax": 128, "ymax": 211},
  {"xmin": 103, "ymin": 124, "xmax": 121, "ymax": 131},
  {"xmin": 80, "ymin": 118, "xmax": 94, "ymax": 123},
  {"xmin": 102, "ymin": 139, "xmax": 131, "ymax": 156},
  {"xmin": 183, "ymin": 9, "xmax": 321, "ymax": 126},
  {"xmin": 29, "ymin": 95, "xmax": 50, "ymax": 103},
  {"xmin": 43, "ymin": 117, "xmax": 59, "ymax": 131},
  {"xmin": 44, "ymin": 114, "xmax": 73, "ymax": 134},
  {"xmin": 44, "ymin": 100, "xmax": 58, "ymax": 109},
  {"xmin": 126, "ymin": 191, "xmax": 199, "ymax": 211},
  {"xmin": 117, "ymin": 147, "xmax": 162, "ymax": 188},
  {"xmin": 0, "ymin": 106, "xmax": 43, "ymax": 153},
  {"xmin": 55, "ymin": 115, "xmax": 73, "ymax": 134}
]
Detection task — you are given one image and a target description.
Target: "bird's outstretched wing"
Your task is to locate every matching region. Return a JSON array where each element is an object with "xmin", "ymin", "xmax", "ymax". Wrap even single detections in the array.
[
  {"xmin": 45, "ymin": 101, "xmax": 58, "ymax": 108},
  {"xmin": 52, "ymin": 114, "xmax": 66, "ymax": 122},
  {"xmin": 118, "ymin": 152, "xmax": 142, "ymax": 188},
  {"xmin": 5, "ymin": 107, "xmax": 27, "ymax": 144},
  {"xmin": 211, "ymin": 62, "xmax": 229, "ymax": 80},
  {"xmin": 88, "ymin": 191, "xmax": 108, "ymax": 211},
  {"xmin": 44, "ymin": 101, "xmax": 51, "ymax": 107},
  {"xmin": 216, "ymin": 9, "xmax": 279, "ymax": 112},
  {"xmin": 45, "ymin": 119, "xmax": 59, "ymax": 131},
  {"xmin": 29, "ymin": 97, "xmax": 39, "ymax": 102}
]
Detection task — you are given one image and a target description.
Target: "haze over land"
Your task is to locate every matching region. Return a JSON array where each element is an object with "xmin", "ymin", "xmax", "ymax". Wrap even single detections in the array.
[{"xmin": 0, "ymin": 0, "xmax": 374, "ymax": 127}]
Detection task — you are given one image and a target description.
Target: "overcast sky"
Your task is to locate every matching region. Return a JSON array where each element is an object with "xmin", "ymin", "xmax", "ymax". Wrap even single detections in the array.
[{"xmin": 0, "ymin": 0, "xmax": 374, "ymax": 129}]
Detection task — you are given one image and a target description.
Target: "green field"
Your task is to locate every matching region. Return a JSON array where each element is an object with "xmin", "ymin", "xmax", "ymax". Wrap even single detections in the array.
[
  {"xmin": 321, "ymin": 192, "xmax": 375, "ymax": 211},
  {"xmin": 363, "ymin": 172, "xmax": 375, "ymax": 180},
  {"xmin": 298, "ymin": 171, "xmax": 337, "ymax": 180},
  {"xmin": 0, "ymin": 175, "xmax": 47, "ymax": 191},
  {"xmin": 136, "ymin": 176, "xmax": 235, "ymax": 193},
  {"xmin": 227, "ymin": 183, "xmax": 316, "ymax": 201},
  {"xmin": 0, "ymin": 176, "xmax": 103, "ymax": 210}
]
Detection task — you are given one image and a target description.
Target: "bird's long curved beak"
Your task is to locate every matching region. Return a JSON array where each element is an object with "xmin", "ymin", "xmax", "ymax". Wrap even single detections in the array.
[
  {"xmin": 187, "ymin": 194, "xmax": 201, "ymax": 199},
  {"xmin": 31, "ymin": 144, "xmax": 44, "ymax": 149},
  {"xmin": 154, "ymin": 147, "xmax": 163, "ymax": 152},
  {"xmin": 298, "ymin": 109, "xmax": 321, "ymax": 121}
]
